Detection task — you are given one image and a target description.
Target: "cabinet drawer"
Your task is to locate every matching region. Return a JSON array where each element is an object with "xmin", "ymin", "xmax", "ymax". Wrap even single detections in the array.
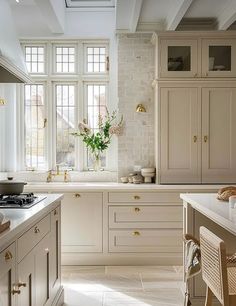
[
  {"xmin": 108, "ymin": 192, "xmax": 181, "ymax": 203},
  {"xmin": 18, "ymin": 214, "xmax": 50, "ymax": 262},
  {"xmin": 0, "ymin": 242, "xmax": 15, "ymax": 272},
  {"xmin": 109, "ymin": 205, "xmax": 183, "ymax": 229},
  {"xmin": 109, "ymin": 229, "xmax": 182, "ymax": 253}
]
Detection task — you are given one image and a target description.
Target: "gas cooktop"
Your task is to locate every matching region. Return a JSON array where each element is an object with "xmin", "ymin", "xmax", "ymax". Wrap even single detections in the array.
[{"xmin": 0, "ymin": 193, "xmax": 46, "ymax": 209}]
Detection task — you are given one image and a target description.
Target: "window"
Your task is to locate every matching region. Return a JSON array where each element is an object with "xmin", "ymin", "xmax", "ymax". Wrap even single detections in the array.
[
  {"xmin": 86, "ymin": 84, "xmax": 107, "ymax": 168},
  {"xmin": 55, "ymin": 46, "xmax": 75, "ymax": 73},
  {"xmin": 55, "ymin": 84, "xmax": 76, "ymax": 167},
  {"xmin": 24, "ymin": 84, "xmax": 46, "ymax": 170},
  {"xmin": 21, "ymin": 40, "xmax": 110, "ymax": 171},
  {"xmin": 86, "ymin": 46, "xmax": 107, "ymax": 73},
  {"xmin": 25, "ymin": 46, "xmax": 45, "ymax": 73}
]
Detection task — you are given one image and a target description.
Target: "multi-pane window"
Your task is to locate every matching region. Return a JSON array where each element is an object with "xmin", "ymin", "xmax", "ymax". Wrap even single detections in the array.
[
  {"xmin": 22, "ymin": 41, "xmax": 109, "ymax": 171},
  {"xmin": 56, "ymin": 84, "xmax": 76, "ymax": 168},
  {"xmin": 87, "ymin": 84, "xmax": 107, "ymax": 168},
  {"xmin": 24, "ymin": 84, "xmax": 46, "ymax": 170},
  {"xmin": 56, "ymin": 47, "xmax": 75, "ymax": 73},
  {"xmin": 25, "ymin": 46, "xmax": 44, "ymax": 73},
  {"xmin": 87, "ymin": 47, "xmax": 106, "ymax": 73}
]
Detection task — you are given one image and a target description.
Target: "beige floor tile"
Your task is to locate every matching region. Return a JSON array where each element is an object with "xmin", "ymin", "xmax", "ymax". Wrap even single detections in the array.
[
  {"xmin": 103, "ymin": 290, "xmax": 184, "ymax": 306},
  {"xmin": 63, "ymin": 287, "xmax": 103, "ymax": 306}
]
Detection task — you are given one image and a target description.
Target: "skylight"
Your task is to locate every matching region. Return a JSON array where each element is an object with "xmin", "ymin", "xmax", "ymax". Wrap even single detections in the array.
[{"xmin": 65, "ymin": 0, "xmax": 115, "ymax": 8}]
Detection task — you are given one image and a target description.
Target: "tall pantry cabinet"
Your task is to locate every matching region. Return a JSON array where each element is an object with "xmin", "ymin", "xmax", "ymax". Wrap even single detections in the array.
[{"xmin": 152, "ymin": 32, "xmax": 236, "ymax": 184}]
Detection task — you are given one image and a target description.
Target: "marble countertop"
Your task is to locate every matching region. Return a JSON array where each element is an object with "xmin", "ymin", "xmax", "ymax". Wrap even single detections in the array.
[
  {"xmin": 180, "ymin": 193, "xmax": 236, "ymax": 235},
  {"xmin": 0, "ymin": 194, "xmax": 63, "ymax": 251},
  {"xmin": 24, "ymin": 182, "xmax": 228, "ymax": 192}
]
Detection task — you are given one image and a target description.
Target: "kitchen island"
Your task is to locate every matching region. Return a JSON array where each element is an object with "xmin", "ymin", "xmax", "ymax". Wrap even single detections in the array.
[
  {"xmin": 0, "ymin": 194, "xmax": 64, "ymax": 306},
  {"xmin": 181, "ymin": 193, "xmax": 236, "ymax": 306}
]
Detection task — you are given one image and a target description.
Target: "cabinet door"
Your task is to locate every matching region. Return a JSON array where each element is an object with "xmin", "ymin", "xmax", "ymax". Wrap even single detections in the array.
[
  {"xmin": 160, "ymin": 39, "xmax": 198, "ymax": 78},
  {"xmin": 50, "ymin": 206, "xmax": 61, "ymax": 298},
  {"xmin": 17, "ymin": 251, "xmax": 35, "ymax": 306},
  {"xmin": 0, "ymin": 243, "xmax": 16, "ymax": 306},
  {"xmin": 160, "ymin": 87, "xmax": 200, "ymax": 183},
  {"xmin": 61, "ymin": 193, "xmax": 103, "ymax": 252},
  {"xmin": 202, "ymin": 87, "xmax": 236, "ymax": 183},
  {"xmin": 35, "ymin": 234, "xmax": 51, "ymax": 306},
  {"xmin": 202, "ymin": 39, "xmax": 236, "ymax": 77}
]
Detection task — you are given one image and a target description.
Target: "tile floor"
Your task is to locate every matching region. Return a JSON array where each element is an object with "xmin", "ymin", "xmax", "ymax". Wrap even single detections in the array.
[{"xmin": 62, "ymin": 266, "xmax": 184, "ymax": 306}]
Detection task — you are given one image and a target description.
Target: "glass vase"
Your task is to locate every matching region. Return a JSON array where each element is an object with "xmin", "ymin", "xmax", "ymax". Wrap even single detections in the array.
[{"xmin": 93, "ymin": 153, "xmax": 101, "ymax": 171}]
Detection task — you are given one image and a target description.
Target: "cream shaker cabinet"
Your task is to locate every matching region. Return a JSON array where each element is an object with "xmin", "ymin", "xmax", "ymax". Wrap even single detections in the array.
[
  {"xmin": 159, "ymin": 85, "xmax": 236, "ymax": 183},
  {"xmin": 61, "ymin": 192, "xmax": 103, "ymax": 253},
  {"xmin": 0, "ymin": 243, "xmax": 16, "ymax": 306}
]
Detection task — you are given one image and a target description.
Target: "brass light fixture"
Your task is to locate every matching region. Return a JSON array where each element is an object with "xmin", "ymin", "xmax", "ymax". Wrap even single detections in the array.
[{"xmin": 136, "ymin": 104, "xmax": 146, "ymax": 113}]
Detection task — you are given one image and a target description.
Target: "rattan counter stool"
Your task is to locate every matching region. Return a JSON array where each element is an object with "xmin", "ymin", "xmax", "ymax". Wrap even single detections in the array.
[{"xmin": 200, "ymin": 226, "xmax": 236, "ymax": 306}]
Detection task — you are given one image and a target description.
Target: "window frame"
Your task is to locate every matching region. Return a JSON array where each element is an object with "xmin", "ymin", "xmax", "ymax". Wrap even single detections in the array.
[
  {"xmin": 22, "ymin": 43, "xmax": 47, "ymax": 76},
  {"xmin": 19, "ymin": 39, "xmax": 112, "ymax": 172},
  {"xmin": 83, "ymin": 43, "xmax": 109, "ymax": 76}
]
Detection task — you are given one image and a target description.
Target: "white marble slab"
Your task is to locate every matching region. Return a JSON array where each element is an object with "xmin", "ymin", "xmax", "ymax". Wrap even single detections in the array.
[
  {"xmin": 24, "ymin": 182, "xmax": 229, "ymax": 192},
  {"xmin": 0, "ymin": 194, "xmax": 63, "ymax": 251},
  {"xmin": 180, "ymin": 193, "xmax": 236, "ymax": 235}
]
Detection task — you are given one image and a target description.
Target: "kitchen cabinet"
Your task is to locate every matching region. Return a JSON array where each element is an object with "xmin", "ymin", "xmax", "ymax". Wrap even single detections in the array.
[
  {"xmin": 202, "ymin": 39, "xmax": 236, "ymax": 78},
  {"xmin": 61, "ymin": 192, "xmax": 103, "ymax": 253},
  {"xmin": 160, "ymin": 39, "xmax": 198, "ymax": 78},
  {"xmin": 0, "ymin": 243, "xmax": 16, "ymax": 306},
  {"xmin": 0, "ymin": 201, "xmax": 62, "ymax": 306},
  {"xmin": 159, "ymin": 84, "xmax": 236, "ymax": 183}
]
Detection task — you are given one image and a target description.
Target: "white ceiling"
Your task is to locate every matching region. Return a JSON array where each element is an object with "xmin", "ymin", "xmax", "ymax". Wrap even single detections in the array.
[{"xmin": 8, "ymin": 0, "xmax": 236, "ymax": 37}]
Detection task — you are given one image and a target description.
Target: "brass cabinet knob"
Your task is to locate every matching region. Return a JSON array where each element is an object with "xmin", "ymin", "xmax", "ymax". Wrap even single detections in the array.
[
  {"xmin": 34, "ymin": 226, "xmax": 40, "ymax": 234},
  {"xmin": 204, "ymin": 135, "xmax": 208, "ymax": 143},
  {"xmin": 54, "ymin": 209, "xmax": 58, "ymax": 216},
  {"xmin": 17, "ymin": 282, "xmax": 26, "ymax": 288},
  {"xmin": 134, "ymin": 207, "xmax": 140, "ymax": 212},
  {"xmin": 12, "ymin": 289, "xmax": 21, "ymax": 295},
  {"xmin": 133, "ymin": 195, "xmax": 140, "ymax": 200},
  {"xmin": 5, "ymin": 251, "xmax": 13, "ymax": 261},
  {"xmin": 193, "ymin": 135, "xmax": 197, "ymax": 143},
  {"xmin": 132, "ymin": 231, "xmax": 141, "ymax": 236},
  {"xmin": 75, "ymin": 193, "xmax": 81, "ymax": 198}
]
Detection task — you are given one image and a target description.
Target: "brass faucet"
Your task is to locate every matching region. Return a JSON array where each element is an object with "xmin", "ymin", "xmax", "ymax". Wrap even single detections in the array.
[{"xmin": 46, "ymin": 166, "xmax": 70, "ymax": 183}]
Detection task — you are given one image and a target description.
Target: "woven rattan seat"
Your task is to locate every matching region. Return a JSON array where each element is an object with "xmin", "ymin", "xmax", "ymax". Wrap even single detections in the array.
[{"xmin": 200, "ymin": 227, "xmax": 236, "ymax": 306}]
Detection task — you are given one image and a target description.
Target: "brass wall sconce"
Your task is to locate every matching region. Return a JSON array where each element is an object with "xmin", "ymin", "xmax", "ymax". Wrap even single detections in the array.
[
  {"xmin": 136, "ymin": 104, "xmax": 146, "ymax": 113},
  {"xmin": 0, "ymin": 98, "xmax": 6, "ymax": 106}
]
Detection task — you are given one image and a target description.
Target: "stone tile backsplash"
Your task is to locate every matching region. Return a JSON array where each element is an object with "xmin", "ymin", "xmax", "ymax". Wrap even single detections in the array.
[{"xmin": 117, "ymin": 33, "xmax": 155, "ymax": 178}]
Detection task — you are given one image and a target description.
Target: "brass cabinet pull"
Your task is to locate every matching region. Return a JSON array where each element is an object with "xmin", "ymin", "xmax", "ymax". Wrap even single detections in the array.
[
  {"xmin": 34, "ymin": 226, "xmax": 40, "ymax": 234},
  {"xmin": 75, "ymin": 193, "xmax": 81, "ymax": 198},
  {"xmin": 43, "ymin": 118, "xmax": 47, "ymax": 128},
  {"xmin": 132, "ymin": 231, "xmax": 140, "ymax": 236},
  {"xmin": 204, "ymin": 135, "xmax": 208, "ymax": 143},
  {"xmin": 5, "ymin": 251, "xmax": 13, "ymax": 261},
  {"xmin": 133, "ymin": 195, "xmax": 140, "ymax": 200},
  {"xmin": 134, "ymin": 207, "xmax": 140, "ymax": 212},
  {"xmin": 54, "ymin": 209, "xmax": 57, "ymax": 216},
  {"xmin": 193, "ymin": 135, "xmax": 197, "ymax": 143},
  {"xmin": 17, "ymin": 282, "xmax": 26, "ymax": 288},
  {"xmin": 12, "ymin": 289, "xmax": 21, "ymax": 295}
]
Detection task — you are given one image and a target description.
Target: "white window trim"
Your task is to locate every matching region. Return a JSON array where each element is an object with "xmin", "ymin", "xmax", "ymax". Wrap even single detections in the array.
[{"xmin": 18, "ymin": 39, "xmax": 116, "ymax": 172}]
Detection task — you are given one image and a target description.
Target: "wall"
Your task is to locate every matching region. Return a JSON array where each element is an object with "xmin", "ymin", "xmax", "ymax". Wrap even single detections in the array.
[{"xmin": 117, "ymin": 33, "xmax": 155, "ymax": 178}]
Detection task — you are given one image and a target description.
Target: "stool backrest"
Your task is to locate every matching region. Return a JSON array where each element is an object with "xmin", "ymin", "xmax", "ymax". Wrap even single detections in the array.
[{"xmin": 200, "ymin": 226, "xmax": 229, "ymax": 306}]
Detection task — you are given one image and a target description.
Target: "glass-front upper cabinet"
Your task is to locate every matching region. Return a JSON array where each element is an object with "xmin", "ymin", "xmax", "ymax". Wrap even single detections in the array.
[
  {"xmin": 202, "ymin": 39, "xmax": 236, "ymax": 77},
  {"xmin": 160, "ymin": 39, "xmax": 198, "ymax": 78}
]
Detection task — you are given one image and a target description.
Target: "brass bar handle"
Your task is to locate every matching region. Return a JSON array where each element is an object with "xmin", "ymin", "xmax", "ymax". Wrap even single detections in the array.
[
  {"xmin": 193, "ymin": 136, "xmax": 197, "ymax": 143},
  {"xmin": 106, "ymin": 56, "xmax": 109, "ymax": 72},
  {"xmin": 75, "ymin": 193, "xmax": 81, "ymax": 198},
  {"xmin": 34, "ymin": 226, "xmax": 40, "ymax": 234},
  {"xmin": 5, "ymin": 251, "xmax": 13, "ymax": 261},
  {"xmin": 43, "ymin": 118, "xmax": 47, "ymax": 128},
  {"xmin": 17, "ymin": 282, "xmax": 27, "ymax": 288},
  {"xmin": 12, "ymin": 289, "xmax": 21, "ymax": 295},
  {"xmin": 133, "ymin": 231, "xmax": 140, "ymax": 236},
  {"xmin": 204, "ymin": 135, "xmax": 208, "ymax": 143},
  {"xmin": 133, "ymin": 195, "xmax": 140, "ymax": 200},
  {"xmin": 134, "ymin": 207, "xmax": 140, "ymax": 212}
]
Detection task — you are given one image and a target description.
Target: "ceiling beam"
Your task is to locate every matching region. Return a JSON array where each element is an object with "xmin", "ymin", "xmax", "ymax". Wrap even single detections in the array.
[
  {"xmin": 129, "ymin": 0, "xmax": 143, "ymax": 32},
  {"xmin": 166, "ymin": 0, "xmax": 194, "ymax": 31},
  {"xmin": 34, "ymin": 0, "xmax": 65, "ymax": 34},
  {"xmin": 217, "ymin": 0, "xmax": 236, "ymax": 30},
  {"xmin": 116, "ymin": 0, "xmax": 143, "ymax": 32}
]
